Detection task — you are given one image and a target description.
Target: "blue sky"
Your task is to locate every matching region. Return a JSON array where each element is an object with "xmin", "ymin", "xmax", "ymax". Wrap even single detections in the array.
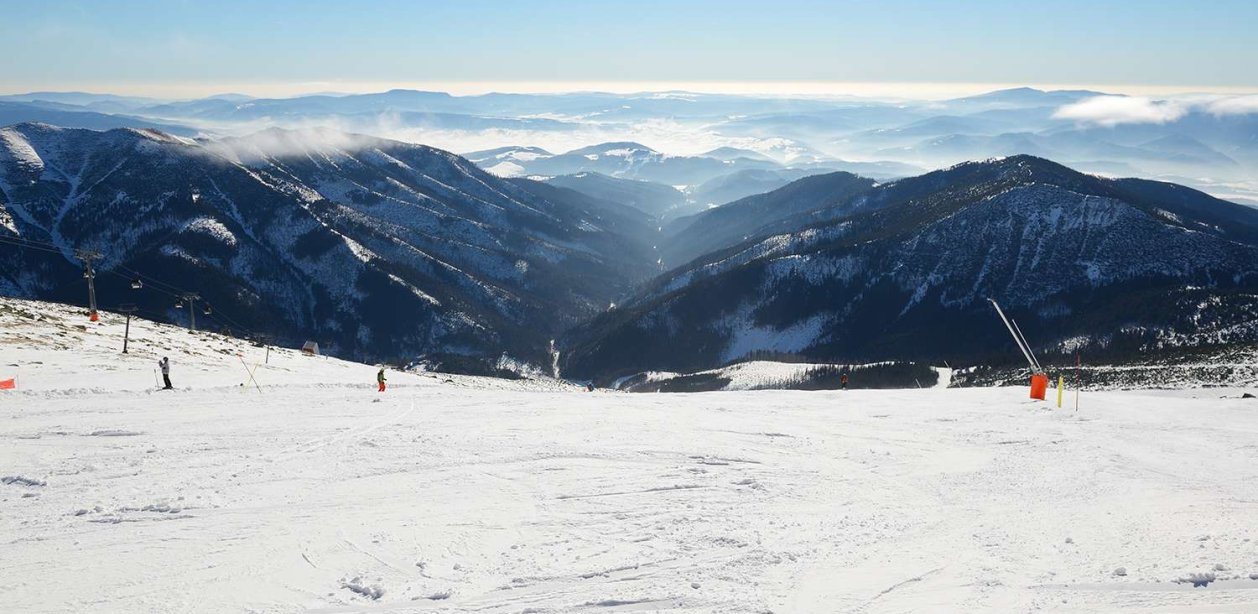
[{"xmin": 3, "ymin": 0, "xmax": 1256, "ymax": 98}]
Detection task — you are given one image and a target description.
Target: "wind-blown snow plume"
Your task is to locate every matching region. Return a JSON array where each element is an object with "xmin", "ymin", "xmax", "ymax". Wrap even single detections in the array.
[{"xmin": 204, "ymin": 126, "xmax": 380, "ymax": 164}]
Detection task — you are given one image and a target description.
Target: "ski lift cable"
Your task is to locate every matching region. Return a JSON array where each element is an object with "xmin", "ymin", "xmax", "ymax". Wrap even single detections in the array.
[
  {"xmin": 0, "ymin": 233, "xmax": 65, "ymax": 250},
  {"xmin": 4, "ymin": 233, "xmax": 204, "ymax": 303},
  {"xmin": 113, "ymin": 264, "xmax": 193, "ymax": 296},
  {"xmin": 6, "ymin": 230, "xmax": 287, "ymax": 344},
  {"xmin": 3, "ymin": 235, "xmax": 270, "ymax": 340},
  {"xmin": 196, "ymin": 308, "xmax": 264, "ymax": 342},
  {"xmin": 0, "ymin": 236, "xmax": 188, "ymax": 299},
  {"xmin": 0, "ymin": 238, "xmax": 60, "ymax": 253},
  {"xmin": 213, "ymin": 310, "xmax": 255, "ymax": 335},
  {"xmin": 0, "ymin": 235, "xmax": 66, "ymax": 255},
  {"xmin": 100, "ymin": 262, "xmax": 177, "ymax": 294},
  {"xmin": 122, "ymin": 270, "xmax": 184, "ymax": 295},
  {"xmin": 106, "ymin": 270, "xmax": 213, "ymax": 319},
  {"xmin": 100, "ymin": 270, "xmax": 255, "ymax": 333},
  {"xmin": 200, "ymin": 304, "xmax": 259, "ymax": 338},
  {"xmin": 100, "ymin": 269, "xmax": 185, "ymax": 300},
  {"xmin": 123, "ymin": 306, "xmax": 242, "ymax": 338},
  {"xmin": 102, "ymin": 267, "xmax": 263, "ymax": 339}
]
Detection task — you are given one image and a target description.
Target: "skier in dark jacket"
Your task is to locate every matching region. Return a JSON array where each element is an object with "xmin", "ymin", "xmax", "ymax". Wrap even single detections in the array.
[
  {"xmin": 377, "ymin": 367, "xmax": 386, "ymax": 392},
  {"xmin": 159, "ymin": 357, "xmax": 172, "ymax": 390},
  {"xmin": 840, "ymin": 372, "xmax": 849, "ymax": 390}
]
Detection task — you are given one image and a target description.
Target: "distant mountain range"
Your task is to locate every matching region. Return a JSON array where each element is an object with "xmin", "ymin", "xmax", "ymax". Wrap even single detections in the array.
[
  {"xmin": 463, "ymin": 143, "xmax": 911, "ymax": 219},
  {"xmin": 5, "ymin": 86, "xmax": 1256, "ymax": 203},
  {"xmin": 0, "ymin": 100, "xmax": 198, "ymax": 136},
  {"xmin": 541, "ymin": 173, "xmax": 690, "ymax": 219},
  {"xmin": 561, "ymin": 156, "xmax": 1258, "ymax": 381},
  {"xmin": 684, "ymin": 168, "xmax": 821, "ymax": 209},
  {"xmin": 468, "ymin": 141, "xmax": 784, "ymax": 186},
  {"xmin": 4, "ymin": 102, "xmax": 1258, "ymax": 379}
]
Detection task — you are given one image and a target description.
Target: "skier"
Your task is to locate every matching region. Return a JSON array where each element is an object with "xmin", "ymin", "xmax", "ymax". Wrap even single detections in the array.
[
  {"xmin": 840, "ymin": 372, "xmax": 849, "ymax": 390},
  {"xmin": 377, "ymin": 367, "xmax": 387, "ymax": 392},
  {"xmin": 159, "ymin": 357, "xmax": 172, "ymax": 390}
]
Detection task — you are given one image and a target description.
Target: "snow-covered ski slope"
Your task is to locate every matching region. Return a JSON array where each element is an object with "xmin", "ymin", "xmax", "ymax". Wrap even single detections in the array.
[
  {"xmin": 3, "ymin": 298, "xmax": 1258, "ymax": 613},
  {"xmin": 616, "ymin": 361, "xmax": 953, "ymax": 392}
]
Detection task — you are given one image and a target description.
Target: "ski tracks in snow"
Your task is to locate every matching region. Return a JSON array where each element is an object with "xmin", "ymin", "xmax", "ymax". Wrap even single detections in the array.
[
  {"xmin": 5, "ymin": 363, "xmax": 1258, "ymax": 613},
  {"xmin": 268, "ymin": 399, "xmax": 417, "ymax": 462}
]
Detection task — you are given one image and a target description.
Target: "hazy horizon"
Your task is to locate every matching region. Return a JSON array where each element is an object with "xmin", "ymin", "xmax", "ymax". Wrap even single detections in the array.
[
  {"xmin": 4, "ymin": 80, "xmax": 1258, "ymax": 102},
  {"xmin": 2, "ymin": 1, "xmax": 1257, "ymax": 205},
  {"xmin": 5, "ymin": 0, "xmax": 1258, "ymax": 101}
]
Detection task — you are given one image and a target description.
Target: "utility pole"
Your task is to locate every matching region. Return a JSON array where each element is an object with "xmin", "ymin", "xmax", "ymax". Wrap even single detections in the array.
[
  {"xmin": 76, "ymin": 249, "xmax": 102, "ymax": 322},
  {"xmin": 119, "ymin": 304, "xmax": 137, "ymax": 353}
]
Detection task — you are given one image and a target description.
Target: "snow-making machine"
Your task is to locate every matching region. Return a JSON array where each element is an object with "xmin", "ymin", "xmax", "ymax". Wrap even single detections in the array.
[{"xmin": 988, "ymin": 298, "xmax": 1049, "ymax": 400}]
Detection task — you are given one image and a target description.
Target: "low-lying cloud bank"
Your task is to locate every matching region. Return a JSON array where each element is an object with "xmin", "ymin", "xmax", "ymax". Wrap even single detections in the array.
[{"xmin": 1054, "ymin": 94, "xmax": 1258, "ymax": 126}]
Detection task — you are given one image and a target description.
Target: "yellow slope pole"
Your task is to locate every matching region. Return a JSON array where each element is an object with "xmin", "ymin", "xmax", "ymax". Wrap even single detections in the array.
[{"xmin": 1057, "ymin": 375, "xmax": 1064, "ymax": 409}]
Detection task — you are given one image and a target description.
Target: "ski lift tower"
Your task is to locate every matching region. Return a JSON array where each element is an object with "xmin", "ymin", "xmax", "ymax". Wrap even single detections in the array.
[
  {"xmin": 119, "ymin": 303, "xmax": 138, "ymax": 353},
  {"xmin": 176, "ymin": 293, "xmax": 201, "ymax": 332},
  {"xmin": 76, "ymin": 248, "xmax": 102, "ymax": 322}
]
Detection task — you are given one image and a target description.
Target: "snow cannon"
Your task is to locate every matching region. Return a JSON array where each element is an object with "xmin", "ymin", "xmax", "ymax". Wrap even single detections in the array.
[
  {"xmin": 1029, "ymin": 373, "xmax": 1049, "ymax": 400},
  {"xmin": 987, "ymin": 299, "xmax": 1047, "ymax": 401}
]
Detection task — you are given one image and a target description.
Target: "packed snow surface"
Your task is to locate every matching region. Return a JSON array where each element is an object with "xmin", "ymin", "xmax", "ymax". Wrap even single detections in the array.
[{"xmin": 3, "ymin": 298, "xmax": 1258, "ymax": 613}]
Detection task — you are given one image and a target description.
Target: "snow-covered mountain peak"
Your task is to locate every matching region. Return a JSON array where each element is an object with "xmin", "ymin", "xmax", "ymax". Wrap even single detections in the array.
[
  {"xmin": 0, "ymin": 125, "xmax": 45, "ymax": 173},
  {"xmin": 569, "ymin": 141, "xmax": 657, "ymax": 154},
  {"xmin": 563, "ymin": 157, "xmax": 1258, "ymax": 380},
  {"xmin": 0, "ymin": 124, "xmax": 657, "ymax": 373}
]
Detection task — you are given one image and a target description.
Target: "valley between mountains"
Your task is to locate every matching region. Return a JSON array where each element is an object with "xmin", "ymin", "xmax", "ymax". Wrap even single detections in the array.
[{"xmin": 3, "ymin": 123, "xmax": 1258, "ymax": 381}]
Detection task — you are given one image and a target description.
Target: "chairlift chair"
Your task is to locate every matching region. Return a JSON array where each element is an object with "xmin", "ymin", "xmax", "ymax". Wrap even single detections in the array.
[{"xmin": 130, "ymin": 279, "xmax": 143, "ymax": 289}]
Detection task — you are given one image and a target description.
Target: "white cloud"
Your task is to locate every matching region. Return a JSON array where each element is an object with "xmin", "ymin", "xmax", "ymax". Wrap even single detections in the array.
[
  {"xmin": 1206, "ymin": 95, "xmax": 1258, "ymax": 116},
  {"xmin": 1054, "ymin": 94, "xmax": 1258, "ymax": 126},
  {"xmin": 1052, "ymin": 96, "xmax": 1187, "ymax": 127},
  {"xmin": 183, "ymin": 111, "xmax": 823, "ymax": 161}
]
